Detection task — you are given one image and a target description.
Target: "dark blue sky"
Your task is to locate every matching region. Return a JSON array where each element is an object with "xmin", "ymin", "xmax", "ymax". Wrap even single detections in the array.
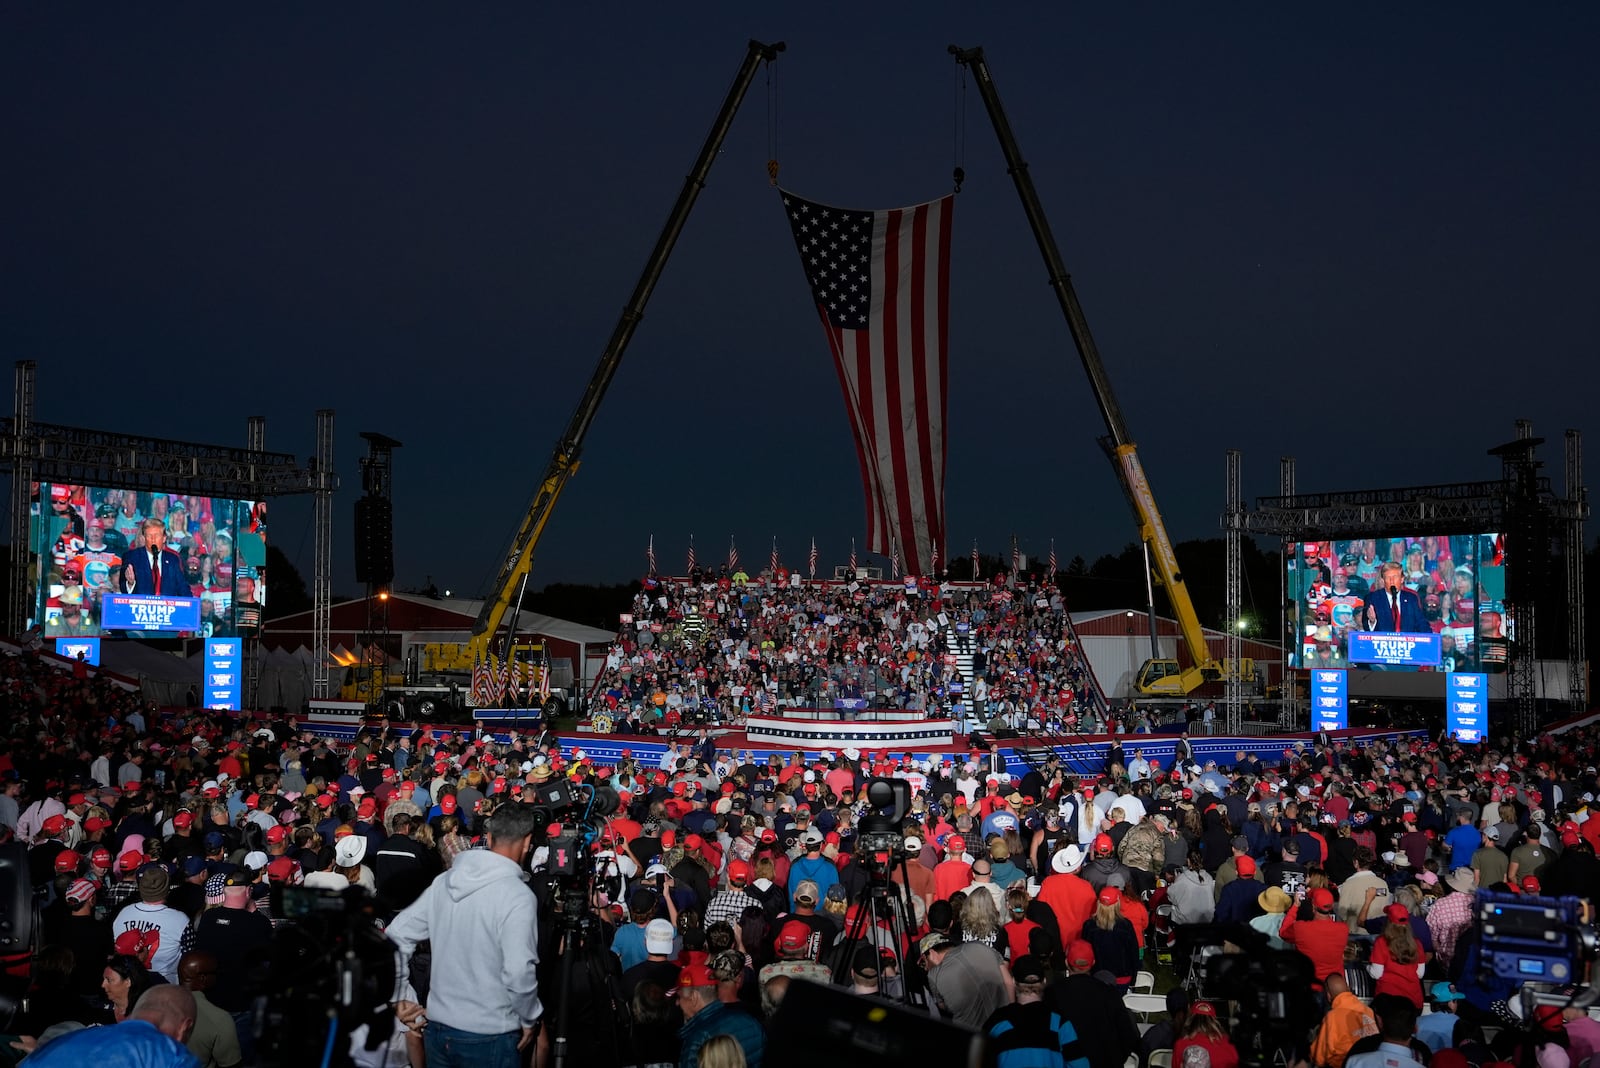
[{"xmin": 5, "ymin": 6, "xmax": 1596, "ymax": 597}]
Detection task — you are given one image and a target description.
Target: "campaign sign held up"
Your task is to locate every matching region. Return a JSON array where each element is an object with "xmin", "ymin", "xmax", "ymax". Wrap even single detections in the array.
[
  {"xmin": 204, "ymin": 637, "xmax": 242, "ymax": 712},
  {"xmin": 54, "ymin": 636, "xmax": 101, "ymax": 666},
  {"xmin": 1347, "ymin": 631, "xmax": 1442, "ymax": 667},
  {"xmin": 1311, "ymin": 669, "xmax": 1348, "ymax": 731},
  {"xmin": 1446, "ymin": 672, "xmax": 1488, "ymax": 743},
  {"xmin": 102, "ymin": 594, "xmax": 201, "ymax": 632}
]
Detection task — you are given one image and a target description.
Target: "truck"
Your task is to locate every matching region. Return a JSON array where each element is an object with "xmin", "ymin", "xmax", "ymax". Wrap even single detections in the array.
[
  {"xmin": 339, "ymin": 41, "xmax": 785, "ymax": 722},
  {"xmin": 952, "ymin": 46, "xmax": 1248, "ymax": 699}
]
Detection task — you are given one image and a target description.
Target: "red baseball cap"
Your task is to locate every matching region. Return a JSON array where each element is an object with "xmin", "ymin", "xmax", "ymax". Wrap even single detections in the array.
[
  {"xmin": 1235, "ymin": 856, "xmax": 1256, "ymax": 877},
  {"xmin": 265, "ymin": 826, "xmax": 287, "ymax": 844},
  {"xmin": 1384, "ymin": 904, "xmax": 1411, "ymax": 925},
  {"xmin": 84, "ymin": 816, "xmax": 112, "ymax": 832},
  {"xmin": 1097, "ymin": 886, "xmax": 1120, "ymax": 906},
  {"xmin": 54, "ymin": 851, "xmax": 80, "ymax": 873},
  {"xmin": 41, "ymin": 814, "xmax": 67, "ymax": 835},
  {"xmin": 440, "ymin": 795, "xmax": 458, "ymax": 814},
  {"xmin": 776, "ymin": 920, "xmax": 812, "ymax": 954},
  {"xmin": 90, "ymin": 846, "xmax": 112, "ymax": 868},
  {"xmin": 1066, "ymin": 939, "xmax": 1095, "ymax": 969},
  {"xmin": 728, "ymin": 860, "xmax": 751, "ymax": 886},
  {"xmin": 173, "ymin": 811, "xmax": 194, "ymax": 829},
  {"xmin": 672, "ymin": 963, "xmax": 717, "ymax": 992},
  {"xmin": 1311, "ymin": 887, "xmax": 1336, "ymax": 912}
]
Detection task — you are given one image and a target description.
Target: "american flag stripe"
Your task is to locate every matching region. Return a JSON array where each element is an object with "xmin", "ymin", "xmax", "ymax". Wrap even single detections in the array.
[{"xmin": 786, "ymin": 190, "xmax": 952, "ymax": 577}]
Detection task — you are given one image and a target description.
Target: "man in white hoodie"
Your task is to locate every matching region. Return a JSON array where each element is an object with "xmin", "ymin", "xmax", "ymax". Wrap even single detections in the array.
[{"xmin": 388, "ymin": 803, "xmax": 542, "ymax": 1068}]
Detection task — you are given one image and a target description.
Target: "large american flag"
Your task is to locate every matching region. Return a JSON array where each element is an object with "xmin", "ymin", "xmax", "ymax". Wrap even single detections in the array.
[{"xmin": 781, "ymin": 190, "xmax": 953, "ymax": 576}]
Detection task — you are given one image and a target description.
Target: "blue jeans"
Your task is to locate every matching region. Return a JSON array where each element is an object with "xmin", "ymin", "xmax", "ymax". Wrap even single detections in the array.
[
  {"xmin": 424, "ymin": 1021, "xmax": 522, "ymax": 1068},
  {"xmin": 230, "ymin": 1009, "xmax": 256, "ymax": 1066}
]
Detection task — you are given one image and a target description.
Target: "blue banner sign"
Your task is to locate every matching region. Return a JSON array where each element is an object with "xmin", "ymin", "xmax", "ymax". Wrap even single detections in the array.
[
  {"xmin": 204, "ymin": 637, "xmax": 242, "ymax": 711},
  {"xmin": 54, "ymin": 636, "xmax": 101, "ymax": 665},
  {"xmin": 1446, "ymin": 671, "xmax": 1488, "ymax": 743},
  {"xmin": 102, "ymin": 594, "xmax": 201, "ymax": 632},
  {"xmin": 1310, "ymin": 669, "xmax": 1348, "ymax": 731},
  {"xmin": 1347, "ymin": 632, "xmax": 1442, "ymax": 667}
]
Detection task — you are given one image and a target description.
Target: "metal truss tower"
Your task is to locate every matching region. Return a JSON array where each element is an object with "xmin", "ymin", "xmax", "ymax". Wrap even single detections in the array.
[
  {"xmin": 312, "ymin": 411, "xmax": 336, "ymax": 698},
  {"xmin": 1224, "ymin": 449, "xmax": 1244, "ymax": 734},
  {"xmin": 1566, "ymin": 430, "xmax": 1589, "ymax": 714},
  {"xmin": 1279, "ymin": 456, "xmax": 1296, "ymax": 728}
]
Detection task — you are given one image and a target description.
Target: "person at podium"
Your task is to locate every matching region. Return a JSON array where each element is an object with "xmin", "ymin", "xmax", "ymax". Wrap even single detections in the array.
[{"xmin": 118, "ymin": 517, "xmax": 190, "ymax": 597}]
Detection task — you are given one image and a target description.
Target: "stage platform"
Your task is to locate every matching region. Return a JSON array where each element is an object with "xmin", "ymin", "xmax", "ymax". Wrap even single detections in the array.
[{"xmin": 294, "ymin": 716, "xmax": 1428, "ymax": 778}]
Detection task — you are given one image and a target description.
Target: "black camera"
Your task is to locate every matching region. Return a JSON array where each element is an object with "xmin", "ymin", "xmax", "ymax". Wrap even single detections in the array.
[
  {"xmin": 1203, "ymin": 946, "xmax": 1318, "ymax": 1038},
  {"xmin": 252, "ymin": 885, "xmax": 398, "ymax": 1068}
]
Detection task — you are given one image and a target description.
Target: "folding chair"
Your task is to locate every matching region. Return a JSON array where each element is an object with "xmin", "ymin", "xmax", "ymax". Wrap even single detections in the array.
[
  {"xmin": 1123, "ymin": 993, "xmax": 1169, "ymax": 1023},
  {"xmin": 1150, "ymin": 1051, "xmax": 1174, "ymax": 1068},
  {"xmin": 1132, "ymin": 970, "xmax": 1156, "ymax": 994},
  {"xmin": 1152, "ymin": 904, "xmax": 1176, "ymax": 965}
]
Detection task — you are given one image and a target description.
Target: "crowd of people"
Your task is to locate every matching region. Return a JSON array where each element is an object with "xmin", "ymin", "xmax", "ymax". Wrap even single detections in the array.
[
  {"xmin": 6, "ymin": 640, "xmax": 1600, "ymax": 1068},
  {"xmin": 588, "ymin": 570, "xmax": 1107, "ymax": 734}
]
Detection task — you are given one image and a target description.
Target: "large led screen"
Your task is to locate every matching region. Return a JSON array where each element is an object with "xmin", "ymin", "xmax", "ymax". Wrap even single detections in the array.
[
  {"xmin": 30, "ymin": 483, "xmax": 267, "ymax": 639},
  {"xmin": 1288, "ymin": 533, "xmax": 1508, "ymax": 672}
]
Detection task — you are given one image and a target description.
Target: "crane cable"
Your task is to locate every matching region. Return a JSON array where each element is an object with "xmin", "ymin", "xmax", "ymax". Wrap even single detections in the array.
[
  {"xmin": 766, "ymin": 56, "xmax": 780, "ymax": 185},
  {"xmin": 952, "ymin": 59, "xmax": 967, "ymax": 193}
]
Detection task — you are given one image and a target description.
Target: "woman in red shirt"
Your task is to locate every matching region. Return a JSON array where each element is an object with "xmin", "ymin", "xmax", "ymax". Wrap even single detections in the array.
[
  {"xmin": 1174, "ymin": 1002, "xmax": 1240, "ymax": 1068},
  {"xmin": 1368, "ymin": 903, "xmax": 1427, "ymax": 1008}
]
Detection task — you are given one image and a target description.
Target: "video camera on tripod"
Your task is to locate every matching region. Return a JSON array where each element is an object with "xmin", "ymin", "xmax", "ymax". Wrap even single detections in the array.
[
  {"xmin": 855, "ymin": 775, "xmax": 914, "ymax": 877},
  {"xmin": 519, "ymin": 777, "xmax": 633, "ymax": 1068},
  {"xmin": 252, "ymin": 885, "xmax": 398, "ymax": 1068}
]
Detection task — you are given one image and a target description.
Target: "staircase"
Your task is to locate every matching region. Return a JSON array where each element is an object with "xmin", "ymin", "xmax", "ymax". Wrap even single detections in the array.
[{"xmin": 945, "ymin": 605, "xmax": 1114, "ymax": 778}]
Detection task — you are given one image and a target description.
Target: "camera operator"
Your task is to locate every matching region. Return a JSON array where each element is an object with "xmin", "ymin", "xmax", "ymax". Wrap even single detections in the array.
[{"xmin": 389, "ymin": 802, "xmax": 543, "ymax": 1068}]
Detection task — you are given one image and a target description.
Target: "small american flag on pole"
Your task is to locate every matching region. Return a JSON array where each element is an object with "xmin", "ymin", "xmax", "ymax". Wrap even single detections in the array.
[
  {"xmin": 971, "ymin": 539, "xmax": 979, "ymax": 580},
  {"xmin": 770, "ymin": 537, "xmax": 779, "ymax": 577},
  {"xmin": 849, "ymin": 538, "xmax": 857, "ymax": 575},
  {"xmin": 808, "ymin": 537, "xmax": 818, "ymax": 579},
  {"xmin": 728, "ymin": 536, "xmax": 739, "ymax": 572},
  {"xmin": 647, "ymin": 534, "xmax": 657, "ymax": 576},
  {"xmin": 687, "ymin": 536, "xmax": 696, "ymax": 574},
  {"xmin": 1011, "ymin": 535, "xmax": 1020, "ymax": 574},
  {"xmin": 930, "ymin": 540, "xmax": 939, "ymax": 576},
  {"xmin": 1048, "ymin": 539, "xmax": 1058, "ymax": 585},
  {"xmin": 538, "ymin": 649, "xmax": 551, "ymax": 702},
  {"xmin": 890, "ymin": 539, "xmax": 901, "ymax": 580}
]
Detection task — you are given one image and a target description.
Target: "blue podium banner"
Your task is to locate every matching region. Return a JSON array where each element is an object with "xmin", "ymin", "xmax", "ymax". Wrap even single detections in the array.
[
  {"xmin": 1311, "ymin": 669, "xmax": 1348, "ymax": 731},
  {"xmin": 102, "ymin": 594, "xmax": 201, "ymax": 632},
  {"xmin": 1347, "ymin": 632, "xmax": 1442, "ymax": 667},
  {"xmin": 54, "ymin": 636, "xmax": 101, "ymax": 665},
  {"xmin": 204, "ymin": 637, "xmax": 242, "ymax": 711},
  {"xmin": 1447, "ymin": 672, "xmax": 1488, "ymax": 743}
]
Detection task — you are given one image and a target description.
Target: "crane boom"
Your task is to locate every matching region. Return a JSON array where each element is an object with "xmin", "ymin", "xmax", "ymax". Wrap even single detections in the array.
[
  {"xmin": 468, "ymin": 39, "xmax": 785, "ymax": 653},
  {"xmin": 951, "ymin": 45, "xmax": 1222, "ymax": 694}
]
